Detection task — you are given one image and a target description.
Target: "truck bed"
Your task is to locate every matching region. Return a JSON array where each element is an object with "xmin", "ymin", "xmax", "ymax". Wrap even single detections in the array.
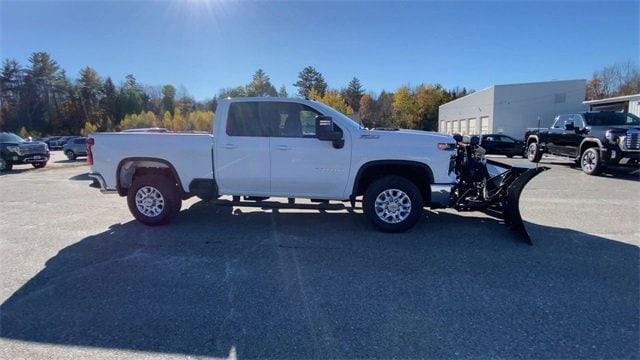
[{"xmin": 90, "ymin": 132, "xmax": 214, "ymax": 191}]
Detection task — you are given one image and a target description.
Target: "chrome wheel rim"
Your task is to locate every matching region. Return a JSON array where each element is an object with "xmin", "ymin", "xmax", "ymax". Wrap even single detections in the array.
[
  {"xmin": 135, "ymin": 186, "xmax": 165, "ymax": 217},
  {"xmin": 527, "ymin": 143, "xmax": 536, "ymax": 160},
  {"xmin": 582, "ymin": 151, "xmax": 596, "ymax": 172},
  {"xmin": 374, "ymin": 188, "xmax": 412, "ymax": 224}
]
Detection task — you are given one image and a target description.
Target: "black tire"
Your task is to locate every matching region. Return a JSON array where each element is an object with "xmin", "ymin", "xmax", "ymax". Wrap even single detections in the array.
[
  {"xmin": 363, "ymin": 175, "xmax": 423, "ymax": 232},
  {"xmin": 32, "ymin": 161, "xmax": 47, "ymax": 168},
  {"xmin": 580, "ymin": 148, "xmax": 603, "ymax": 176},
  {"xmin": 506, "ymin": 154, "xmax": 514, "ymax": 158},
  {"xmin": 66, "ymin": 150, "xmax": 76, "ymax": 160},
  {"xmin": 527, "ymin": 142, "xmax": 542, "ymax": 163},
  {"xmin": 0, "ymin": 160, "xmax": 12, "ymax": 172},
  {"xmin": 127, "ymin": 175, "xmax": 181, "ymax": 225}
]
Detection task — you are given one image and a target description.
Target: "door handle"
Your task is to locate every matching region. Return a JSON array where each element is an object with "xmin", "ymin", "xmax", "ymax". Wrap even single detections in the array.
[
  {"xmin": 223, "ymin": 143, "xmax": 238, "ymax": 149},
  {"xmin": 275, "ymin": 145, "xmax": 291, "ymax": 151}
]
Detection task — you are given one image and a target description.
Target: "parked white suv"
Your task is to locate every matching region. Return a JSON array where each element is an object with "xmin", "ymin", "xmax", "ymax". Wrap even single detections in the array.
[{"xmin": 88, "ymin": 97, "xmax": 545, "ymax": 238}]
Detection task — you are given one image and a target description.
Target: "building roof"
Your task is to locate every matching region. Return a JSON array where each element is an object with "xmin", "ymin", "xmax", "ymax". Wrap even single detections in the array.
[
  {"xmin": 583, "ymin": 93, "xmax": 640, "ymax": 105},
  {"xmin": 440, "ymin": 79, "xmax": 586, "ymax": 108}
]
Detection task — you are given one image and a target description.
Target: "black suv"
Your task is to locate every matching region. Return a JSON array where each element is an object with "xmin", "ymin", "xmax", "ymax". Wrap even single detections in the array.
[
  {"xmin": 525, "ymin": 112, "xmax": 640, "ymax": 175},
  {"xmin": 0, "ymin": 132, "xmax": 50, "ymax": 172}
]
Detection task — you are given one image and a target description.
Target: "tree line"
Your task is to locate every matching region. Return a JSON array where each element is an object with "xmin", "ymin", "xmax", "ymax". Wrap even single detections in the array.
[
  {"xmin": 0, "ymin": 52, "xmax": 472, "ymax": 137},
  {"xmin": 2, "ymin": 51, "xmax": 636, "ymax": 138}
]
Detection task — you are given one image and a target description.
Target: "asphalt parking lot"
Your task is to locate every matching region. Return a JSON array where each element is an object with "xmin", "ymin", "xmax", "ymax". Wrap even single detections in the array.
[{"xmin": 1, "ymin": 152, "xmax": 638, "ymax": 359}]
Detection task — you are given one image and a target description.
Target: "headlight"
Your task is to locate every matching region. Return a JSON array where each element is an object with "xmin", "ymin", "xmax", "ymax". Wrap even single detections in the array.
[{"xmin": 6, "ymin": 145, "xmax": 20, "ymax": 154}]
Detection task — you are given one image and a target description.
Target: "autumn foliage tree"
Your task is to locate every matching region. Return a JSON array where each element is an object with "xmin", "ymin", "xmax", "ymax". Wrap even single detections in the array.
[{"xmin": 586, "ymin": 61, "xmax": 640, "ymax": 100}]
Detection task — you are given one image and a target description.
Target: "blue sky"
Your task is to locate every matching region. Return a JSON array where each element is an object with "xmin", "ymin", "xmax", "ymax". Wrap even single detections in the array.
[{"xmin": 1, "ymin": 1, "xmax": 638, "ymax": 100}]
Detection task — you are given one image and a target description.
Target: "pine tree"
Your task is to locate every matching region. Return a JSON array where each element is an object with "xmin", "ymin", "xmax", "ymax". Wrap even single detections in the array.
[
  {"xmin": 246, "ymin": 69, "xmax": 277, "ymax": 97},
  {"xmin": 293, "ymin": 66, "xmax": 327, "ymax": 98},
  {"xmin": 78, "ymin": 67, "xmax": 103, "ymax": 128},
  {"xmin": 278, "ymin": 85, "xmax": 288, "ymax": 97},
  {"xmin": 161, "ymin": 84, "xmax": 176, "ymax": 115},
  {"xmin": 101, "ymin": 77, "xmax": 118, "ymax": 130},
  {"xmin": 118, "ymin": 74, "xmax": 144, "ymax": 119},
  {"xmin": 342, "ymin": 77, "xmax": 364, "ymax": 112},
  {"xmin": 0, "ymin": 59, "xmax": 23, "ymax": 131},
  {"xmin": 23, "ymin": 52, "xmax": 62, "ymax": 132}
]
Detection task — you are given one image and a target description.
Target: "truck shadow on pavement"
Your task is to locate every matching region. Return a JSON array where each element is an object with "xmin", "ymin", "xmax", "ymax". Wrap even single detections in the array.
[{"xmin": 1, "ymin": 202, "xmax": 638, "ymax": 359}]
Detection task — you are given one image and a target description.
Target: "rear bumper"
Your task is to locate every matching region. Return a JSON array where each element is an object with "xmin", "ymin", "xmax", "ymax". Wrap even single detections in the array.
[
  {"xmin": 88, "ymin": 172, "xmax": 117, "ymax": 194},
  {"xmin": 430, "ymin": 183, "xmax": 454, "ymax": 207}
]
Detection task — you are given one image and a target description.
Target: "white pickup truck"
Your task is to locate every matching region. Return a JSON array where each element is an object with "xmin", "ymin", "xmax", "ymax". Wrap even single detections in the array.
[{"xmin": 88, "ymin": 97, "xmax": 546, "ymax": 239}]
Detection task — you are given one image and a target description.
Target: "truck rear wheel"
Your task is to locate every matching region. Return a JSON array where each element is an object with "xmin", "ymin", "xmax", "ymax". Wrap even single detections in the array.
[
  {"xmin": 581, "ymin": 148, "xmax": 602, "ymax": 176},
  {"xmin": 527, "ymin": 142, "xmax": 542, "ymax": 163},
  {"xmin": 127, "ymin": 175, "xmax": 181, "ymax": 225},
  {"xmin": 363, "ymin": 175, "xmax": 423, "ymax": 232}
]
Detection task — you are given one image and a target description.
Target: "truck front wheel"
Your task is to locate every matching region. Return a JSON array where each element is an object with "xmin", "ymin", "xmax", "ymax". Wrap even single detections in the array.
[
  {"xmin": 127, "ymin": 175, "xmax": 181, "ymax": 225},
  {"xmin": 527, "ymin": 142, "xmax": 542, "ymax": 163},
  {"xmin": 363, "ymin": 176, "xmax": 423, "ymax": 232},
  {"xmin": 581, "ymin": 148, "xmax": 602, "ymax": 175}
]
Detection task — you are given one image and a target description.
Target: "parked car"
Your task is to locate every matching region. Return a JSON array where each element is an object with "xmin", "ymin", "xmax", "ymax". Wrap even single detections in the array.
[
  {"xmin": 87, "ymin": 98, "xmax": 546, "ymax": 241},
  {"xmin": 62, "ymin": 137, "xmax": 88, "ymax": 160},
  {"xmin": 121, "ymin": 128, "xmax": 169, "ymax": 133},
  {"xmin": 525, "ymin": 112, "xmax": 640, "ymax": 175},
  {"xmin": 471, "ymin": 134, "xmax": 526, "ymax": 158},
  {"xmin": 49, "ymin": 136, "xmax": 77, "ymax": 150},
  {"xmin": 41, "ymin": 136, "xmax": 61, "ymax": 148},
  {"xmin": 0, "ymin": 132, "xmax": 50, "ymax": 171}
]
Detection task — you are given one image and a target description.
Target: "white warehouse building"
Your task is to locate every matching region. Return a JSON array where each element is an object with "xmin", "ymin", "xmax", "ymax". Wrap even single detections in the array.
[{"xmin": 438, "ymin": 79, "xmax": 587, "ymax": 138}]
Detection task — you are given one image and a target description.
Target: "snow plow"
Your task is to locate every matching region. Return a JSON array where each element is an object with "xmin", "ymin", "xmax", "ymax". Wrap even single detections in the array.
[{"xmin": 449, "ymin": 135, "xmax": 549, "ymax": 244}]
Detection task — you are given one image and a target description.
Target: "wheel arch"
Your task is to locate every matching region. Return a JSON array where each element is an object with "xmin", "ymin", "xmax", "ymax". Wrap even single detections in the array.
[
  {"xmin": 116, "ymin": 157, "xmax": 185, "ymax": 197},
  {"xmin": 578, "ymin": 138, "xmax": 604, "ymax": 157},
  {"xmin": 351, "ymin": 160, "xmax": 434, "ymax": 204}
]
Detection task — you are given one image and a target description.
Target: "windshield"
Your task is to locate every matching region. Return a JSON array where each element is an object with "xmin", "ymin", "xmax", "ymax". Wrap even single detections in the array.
[
  {"xmin": 584, "ymin": 112, "xmax": 640, "ymax": 126},
  {"xmin": 0, "ymin": 133, "xmax": 25, "ymax": 143}
]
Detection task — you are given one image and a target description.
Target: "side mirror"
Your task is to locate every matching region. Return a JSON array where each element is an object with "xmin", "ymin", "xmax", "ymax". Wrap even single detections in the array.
[
  {"xmin": 316, "ymin": 116, "xmax": 344, "ymax": 148},
  {"xmin": 564, "ymin": 121, "xmax": 575, "ymax": 131}
]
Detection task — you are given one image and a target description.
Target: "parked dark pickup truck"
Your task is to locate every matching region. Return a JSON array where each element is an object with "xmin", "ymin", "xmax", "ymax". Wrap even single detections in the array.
[
  {"xmin": 0, "ymin": 132, "xmax": 50, "ymax": 172},
  {"xmin": 525, "ymin": 112, "xmax": 640, "ymax": 175}
]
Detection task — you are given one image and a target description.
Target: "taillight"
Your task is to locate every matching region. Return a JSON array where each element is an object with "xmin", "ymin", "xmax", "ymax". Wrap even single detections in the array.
[{"xmin": 86, "ymin": 137, "xmax": 95, "ymax": 165}]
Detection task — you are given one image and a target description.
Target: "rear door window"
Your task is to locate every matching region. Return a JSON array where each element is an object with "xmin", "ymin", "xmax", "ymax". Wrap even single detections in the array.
[{"xmin": 226, "ymin": 102, "xmax": 266, "ymax": 137}]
